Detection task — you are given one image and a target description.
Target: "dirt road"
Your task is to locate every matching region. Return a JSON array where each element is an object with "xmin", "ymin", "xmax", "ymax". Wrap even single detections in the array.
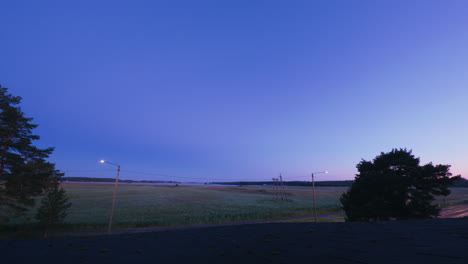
[{"xmin": 440, "ymin": 204, "xmax": 468, "ymax": 218}]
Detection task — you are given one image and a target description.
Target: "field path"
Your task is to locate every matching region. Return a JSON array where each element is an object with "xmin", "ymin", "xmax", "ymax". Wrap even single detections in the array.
[{"xmin": 440, "ymin": 204, "xmax": 468, "ymax": 218}]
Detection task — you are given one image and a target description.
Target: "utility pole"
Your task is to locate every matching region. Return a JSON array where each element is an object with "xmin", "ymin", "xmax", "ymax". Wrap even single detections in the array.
[
  {"xmin": 311, "ymin": 171, "xmax": 328, "ymax": 223},
  {"xmin": 108, "ymin": 164, "xmax": 121, "ymax": 233},
  {"xmin": 276, "ymin": 178, "xmax": 280, "ymax": 200},
  {"xmin": 312, "ymin": 173, "xmax": 317, "ymax": 222},
  {"xmin": 272, "ymin": 178, "xmax": 278, "ymax": 200},
  {"xmin": 100, "ymin": 160, "xmax": 121, "ymax": 234},
  {"xmin": 279, "ymin": 174, "xmax": 286, "ymax": 201}
]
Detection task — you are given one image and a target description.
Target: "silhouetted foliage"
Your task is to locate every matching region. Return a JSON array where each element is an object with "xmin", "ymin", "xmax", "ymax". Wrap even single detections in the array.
[
  {"xmin": 0, "ymin": 85, "xmax": 62, "ymax": 223},
  {"xmin": 340, "ymin": 149, "xmax": 460, "ymax": 221},
  {"xmin": 35, "ymin": 186, "xmax": 72, "ymax": 237}
]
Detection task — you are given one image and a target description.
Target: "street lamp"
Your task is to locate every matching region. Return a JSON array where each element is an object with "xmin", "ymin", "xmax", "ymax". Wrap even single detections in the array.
[
  {"xmin": 311, "ymin": 171, "xmax": 328, "ymax": 222},
  {"xmin": 100, "ymin": 160, "xmax": 121, "ymax": 233}
]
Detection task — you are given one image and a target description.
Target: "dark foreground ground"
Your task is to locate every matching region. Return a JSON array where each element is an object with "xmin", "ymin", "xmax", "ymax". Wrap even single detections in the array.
[{"xmin": 2, "ymin": 218, "xmax": 468, "ymax": 264}]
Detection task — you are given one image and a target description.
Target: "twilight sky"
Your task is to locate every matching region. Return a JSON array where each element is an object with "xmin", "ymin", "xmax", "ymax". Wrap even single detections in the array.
[{"xmin": 1, "ymin": 0, "xmax": 467, "ymax": 182}]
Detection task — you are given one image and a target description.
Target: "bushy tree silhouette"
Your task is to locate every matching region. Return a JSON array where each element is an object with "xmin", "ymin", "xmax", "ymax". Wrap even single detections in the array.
[
  {"xmin": 0, "ymin": 85, "xmax": 64, "ymax": 223},
  {"xmin": 340, "ymin": 149, "xmax": 460, "ymax": 221},
  {"xmin": 36, "ymin": 186, "xmax": 72, "ymax": 238}
]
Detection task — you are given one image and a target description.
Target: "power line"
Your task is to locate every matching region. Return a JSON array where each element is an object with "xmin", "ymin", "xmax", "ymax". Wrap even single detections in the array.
[
  {"xmin": 62, "ymin": 169, "xmax": 318, "ymax": 182},
  {"xmin": 64, "ymin": 170, "xmax": 115, "ymax": 173},
  {"xmin": 121, "ymin": 170, "xmax": 273, "ymax": 181}
]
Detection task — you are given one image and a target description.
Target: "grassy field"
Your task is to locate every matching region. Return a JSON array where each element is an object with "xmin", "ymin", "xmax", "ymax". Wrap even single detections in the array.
[
  {"xmin": 63, "ymin": 183, "xmax": 346, "ymax": 228},
  {"xmin": 5, "ymin": 183, "xmax": 468, "ymax": 230},
  {"xmin": 434, "ymin": 188, "xmax": 468, "ymax": 206}
]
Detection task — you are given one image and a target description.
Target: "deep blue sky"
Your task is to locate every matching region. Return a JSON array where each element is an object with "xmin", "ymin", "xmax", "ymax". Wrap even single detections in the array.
[{"xmin": 1, "ymin": 0, "xmax": 467, "ymax": 182}]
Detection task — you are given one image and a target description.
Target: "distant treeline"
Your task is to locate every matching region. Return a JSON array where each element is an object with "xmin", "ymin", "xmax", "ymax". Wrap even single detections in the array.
[
  {"xmin": 63, "ymin": 177, "xmax": 468, "ymax": 187},
  {"xmin": 62, "ymin": 177, "xmax": 179, "ymax": 184},
  {"xmin": 452, "ymin": 177, "xmax": 468, "ymax": 187},
  {"xmin": 213, "ymin": 178, "xmax": 468, "ymax": 187},
  {"xmin": 211, "ymin": 180, "xmax": 355, "ymax": 187}
]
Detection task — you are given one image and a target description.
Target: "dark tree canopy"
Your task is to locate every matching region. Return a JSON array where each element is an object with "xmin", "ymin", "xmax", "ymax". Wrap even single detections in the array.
[
  {"xmin": 340, "ymin": 149, "xmax": 460, "ymax": 221},
  {"xmin": 0, "ymin": 85, "xmax": 61, "ymax": 222}
]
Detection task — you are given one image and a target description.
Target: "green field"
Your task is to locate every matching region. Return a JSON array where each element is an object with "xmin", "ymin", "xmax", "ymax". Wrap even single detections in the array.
[
  {"xmin": 6, "ymin": 184, "xmax": 468, "ymax": 230},
  {"xmin": 60, "ymin": 183, "xmax": 345, "ymax": 228}
]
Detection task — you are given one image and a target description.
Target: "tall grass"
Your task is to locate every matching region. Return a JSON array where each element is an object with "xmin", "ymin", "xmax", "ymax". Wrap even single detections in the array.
[
  {"xmin": 6, "ymin": 184, "xmax": 345, "ymax": 230},
  {"xmin": 5, "ymin": 184, "xmax": 467, "ymax": 231}
]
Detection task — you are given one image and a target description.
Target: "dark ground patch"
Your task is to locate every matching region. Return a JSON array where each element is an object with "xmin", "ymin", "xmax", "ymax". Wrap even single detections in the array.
[{"xmin": 1, "ymin": 218, "xmax": 467, "ymax": 263}]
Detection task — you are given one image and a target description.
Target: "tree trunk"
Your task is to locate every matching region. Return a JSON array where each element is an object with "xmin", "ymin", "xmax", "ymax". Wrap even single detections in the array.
[{"xmin": 0, "ymin": 135, "xmax": 11, "ymax": 178}]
